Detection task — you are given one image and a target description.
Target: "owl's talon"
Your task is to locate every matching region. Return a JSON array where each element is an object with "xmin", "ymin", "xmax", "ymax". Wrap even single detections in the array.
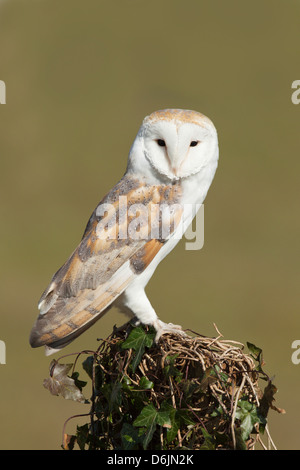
[{"xmin": 152, "ymin": 319, "xmax": 187, "ymax": 342}]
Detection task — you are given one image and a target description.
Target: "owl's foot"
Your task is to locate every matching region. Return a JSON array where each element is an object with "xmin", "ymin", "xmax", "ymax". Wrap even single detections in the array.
[{"xmin": 152, "ymin": 319, "xmax": 187, "ymax": 342}]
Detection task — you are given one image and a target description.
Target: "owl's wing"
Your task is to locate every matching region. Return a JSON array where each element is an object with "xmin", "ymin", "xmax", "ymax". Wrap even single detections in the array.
[{"xmin": 29, "ymin": 175, "xmax": 182, "ymax": 352}]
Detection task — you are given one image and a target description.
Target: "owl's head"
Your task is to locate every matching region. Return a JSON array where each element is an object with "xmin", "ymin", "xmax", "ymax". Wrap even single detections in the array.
[{"xmin": 127, "ymin": 109, "xmax": 219, "ymax": 182}]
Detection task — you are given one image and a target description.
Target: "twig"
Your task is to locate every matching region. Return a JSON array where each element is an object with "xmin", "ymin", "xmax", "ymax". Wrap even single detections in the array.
[{"xmin": 231, "ymin": 375, "xmax": 246, "ymax": 450}]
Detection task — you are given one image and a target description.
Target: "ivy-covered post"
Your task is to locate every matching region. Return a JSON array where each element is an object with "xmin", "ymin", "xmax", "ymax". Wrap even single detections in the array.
[{"xmin": 43, "ymin": 321, "xmax": 284, "ymax": 450}]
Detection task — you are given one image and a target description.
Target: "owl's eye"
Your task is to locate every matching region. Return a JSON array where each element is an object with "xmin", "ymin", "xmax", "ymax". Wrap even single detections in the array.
[
  {"xmin": 157, "ymin": 139, "xmax": 166, "ymax": 147},
  {"xmin": 190, "ymin": 141, "xmax": 199, "ymax": 147}
]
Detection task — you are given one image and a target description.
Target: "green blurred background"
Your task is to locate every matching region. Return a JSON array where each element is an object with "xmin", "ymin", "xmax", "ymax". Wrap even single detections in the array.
[{"xmin": 0, "ymin": 0, "xmax": 299, "ymax": 450}]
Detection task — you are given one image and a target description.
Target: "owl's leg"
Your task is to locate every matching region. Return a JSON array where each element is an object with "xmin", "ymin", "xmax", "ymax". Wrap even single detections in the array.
[
  {"xmin": 117, "ymin": 288, "xmax": 186, "ymax": 342},
  {"xmin": 116, "ymin": 288, "xmax": 158, "ymax": 324}
]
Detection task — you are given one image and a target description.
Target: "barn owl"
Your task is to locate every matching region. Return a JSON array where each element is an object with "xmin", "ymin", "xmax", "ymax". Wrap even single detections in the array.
[{"xmin": 30, "ymin": 109, "xmax": 219, "ymax": 355}]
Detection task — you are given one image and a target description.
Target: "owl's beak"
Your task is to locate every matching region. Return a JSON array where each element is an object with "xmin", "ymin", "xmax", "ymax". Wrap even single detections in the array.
[
  {"xmin": 171, "ymin": 165, "xmax": 178, "ymax": 176},
  {"xmin": 165, "ymin": 144, "xmax": 180, "ymax": 177}
]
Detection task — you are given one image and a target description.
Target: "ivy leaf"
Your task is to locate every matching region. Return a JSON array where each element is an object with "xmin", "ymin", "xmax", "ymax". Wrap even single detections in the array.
[
  {"xmin": 259, "ymin": 381, "xmax": 286, "ymax": 418},
  {"xmin": 76, "ymin": 423, "xmax": 90, "ymax": 450},
  {"xmin": 160, "ymin": 402, "xmax": 179, "ymax": 442},
  {"xmin": 235, "ymin": 399, "xmax": 265, "ymax": 441},
  {"xmin": 82, "ymin": 356, "xmax": 102, "ymax": 393},
  {"xmin": 176, "ymin": 409, "xmax": 195, "ymax": 426},
  {"xmin": 139, "ymin": 376, "xmax": 154, "ymax": 390},
  {"xmin": 102, "ymin": 382, "xmax": 122, "ymax": 412},
  {"xmin": 166, "ymin": 419, "xmax": 179, "ymax": 443},
  {"xmin": 211, "ymin": 404, "xmax": 224, "ymax": 417},
  {"xmin": 43, "ymin": 360, "xmax": 87, "ymax": 403},
  {"xmin": 133, "ymin": 404, "xmax": 171, "ymax": 449},
  {"xmin": 200, "ymin": 428, "xmax": 216, "ymax": 450},
  {"xmin": 159, "ymin": 401, "xmax": 195, "ymax": 444},
  {"xmin": 214, "ymin": 364, "xmax": 228, "ymax": 384},
  {"xmin": 122, "ymin": 326, "xmax": 155, "ymax": 372},
  {"xmin": 247, "ymin": 342, "xmax": 264, "ymax": 371},
  {"xmin": 163, "ymin": 354, "xmax": 184, "ymax": 383},
  {"xmin": 71, "ymin": 371, "xmax": 87, "ymax": 391},
  {"xmin": 110, "ymin": 381, "xmax": 123, "ymax": 409},
  {"xmin": 247, "ymin": 342, "xmax": 262, "ymax": 360},
  {"xmin": 122, "ymin": 325, "xmax": 154, "ymax": 350},
  {"xmin": 82, "ymin": 356, "xmax": 94, "ymax": 378},
  {"xmin": 133, "ymin": 405, "xmax": 157, "ymax": 449},
  {"xmin": 133, "ymin": 404, "xmax": 166, "ymax": 427},
  {"xmin": 121, "ymin": 423, "xmax": 141, "ymax": 450},
  {"xmin": 234, "ymin": 428, "xmax": 247, "ymax": 450},
  {"xmin": 122, "ymin": 375, "xmax": 134, "ymax": 392}
]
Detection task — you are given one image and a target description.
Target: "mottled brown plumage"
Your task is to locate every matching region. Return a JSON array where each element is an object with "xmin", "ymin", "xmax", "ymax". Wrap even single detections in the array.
[{"xmin": 30, "ymin": 175, "xmax": 182, "ymax": 350}]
